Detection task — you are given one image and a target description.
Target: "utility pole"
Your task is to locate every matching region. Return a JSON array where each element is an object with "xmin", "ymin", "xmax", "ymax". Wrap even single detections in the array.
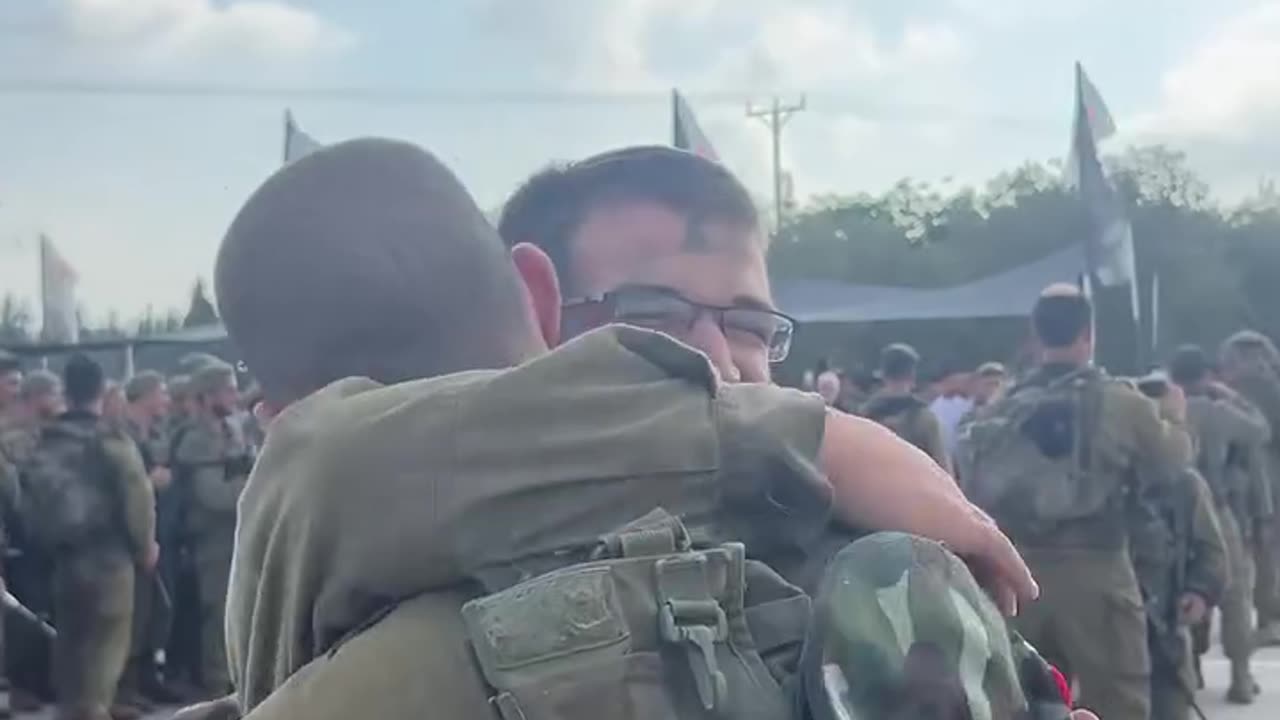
[{"xmin": 747, "ymin": 96, "xmax": 806, "ymax": 233}]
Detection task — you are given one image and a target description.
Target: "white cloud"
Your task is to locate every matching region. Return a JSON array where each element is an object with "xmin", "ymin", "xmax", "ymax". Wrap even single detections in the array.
[
  {"xmin": 59, "ymin": 0, "xmax": 355, "ymax": 61},
  {"xmin": 1127, "ymin": 2, "xmax": 1280, "ymax": 196}
]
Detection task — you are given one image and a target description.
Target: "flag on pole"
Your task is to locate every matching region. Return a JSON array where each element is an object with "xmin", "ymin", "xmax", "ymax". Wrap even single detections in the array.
[
  {"xmin": 283, "ymin": 110, "xmax": 323, "ymax": 165},
  {"xmin": 1066, "ymin": 63, "xmax": 1138, "ymax": 323},
  {"xmin": 672, "ymin": 90, "xmax": 720, "ymax": 161},
  {"xmin": 1150, "ymin": 272, "xmax": 1160, "ymax": 353},
  {"xmin": 39, "ymin": 235, "xmax": 79, "ymax": 344}
]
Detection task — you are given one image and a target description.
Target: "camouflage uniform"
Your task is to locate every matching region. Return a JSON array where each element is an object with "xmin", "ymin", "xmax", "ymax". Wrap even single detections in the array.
[
  {"xmin": 206, "ymin": 328, "xmax": 1065, "ymax": 720},
  {"xmin": 118, "ymin": 417, "xmax": 173, "ymax": 706},
  {"xmin": 1225, "ymin": 365, "xmax": 1280, "ymax": 641},
  {"xmin": 40, "ymin": 411, "xmax": 156, "ymax": 720},
  {"xmin": 860, "ymin": 389, "xmax": 952, "ymax": 474},
  {"xmin": 1144, "ymin": 468, "xmax": 1228, "ymax": 720},
  {"xmin": 172, "ymin": 364, "xmax": 250, "ymax": 697},
  {"xmin": 1185, "ymin": 389, "xmax": 1271, "ymax": 699},
  {"xmin": 0, "ymin": 416, "xmax": 51, "ymax": 709},
  {"xmin": 960, "ymin": 363, "xmax": 1191, "ymax": 720}
]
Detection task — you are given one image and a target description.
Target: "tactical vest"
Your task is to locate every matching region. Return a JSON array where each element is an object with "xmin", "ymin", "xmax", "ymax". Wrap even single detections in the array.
[{"xmin": 461, "ymin": 509, "xmax": 808, "ymax": 720}]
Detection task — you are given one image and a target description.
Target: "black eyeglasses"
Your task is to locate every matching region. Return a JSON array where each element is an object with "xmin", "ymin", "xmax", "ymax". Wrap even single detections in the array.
[{"xmin": 563, "ymin": 285, "xmax": 796, "ymax": 363}]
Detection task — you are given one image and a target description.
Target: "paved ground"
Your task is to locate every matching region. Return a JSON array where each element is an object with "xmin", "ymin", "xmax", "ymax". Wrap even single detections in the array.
[{"xmin": 5, "ymin": 645, "xmax": 1279, "ymax": 719}]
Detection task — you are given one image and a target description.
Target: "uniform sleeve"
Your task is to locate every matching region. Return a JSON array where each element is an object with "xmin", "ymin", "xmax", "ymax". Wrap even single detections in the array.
[
  {"xmin": 1218, "ymin": 395, "xmax": 1272, "ymax": 448},
  {"xmin": 1184, "ymin": 469, "xmax": 1229, "ymax": 605},
  {"xmin": 713, "ymin": 383, "xmax": 834, "ymax": 562},
  {"xmin": 103, "ymin": 433, "xmax": 157, "ymax": 562},
  {"xmin": 1121, "ymin": 387, "xmax": 1193, "ymax": 486},
  {"xmin": 917, "ymin": 409, "xmax": 953, "ymax": 476}
]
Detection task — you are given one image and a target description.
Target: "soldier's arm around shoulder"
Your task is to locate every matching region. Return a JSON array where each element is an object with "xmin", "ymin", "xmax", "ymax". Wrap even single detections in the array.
[
  {"xmin": 101, "ymin": 429, "xmax": 157, "ymax": 564},
  {"xmin": 1215, "ymin": 388, "xmax": 1271, "ymax": 447},
  {"xmin": 1112, "ymin": 381, "xmax": 1193, "ymax": 483}
]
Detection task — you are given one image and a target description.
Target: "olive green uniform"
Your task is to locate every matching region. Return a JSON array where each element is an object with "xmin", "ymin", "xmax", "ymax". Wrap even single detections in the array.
[
  {"xmin": 1229, "ymin": 370, "xmax": 1280, "ymax": 635},
  {"xmin": 173, "ymin": 415, "xmax": 250, "ymax": 697},
  {"xmin": 224, "ymin": 327, "xmax": 832, "ymax": 716},
  {"xmin": 1185, "ymin": 391, "xmax": 1271, "ymax": 694},
  {"xmin": 995, "ymin": 365, "xmax": 1190, "ymax": 720},
  {"xmin": 859, "ymin": 389, "xmax": 952, "ymax": 474},
  {"xmin": 118, "ymin": 419, "xmax": 172, "ymax": 705},
  {"xmin": 46, "ymin": 414, "xmax": 157, "ymax": 720},
  {"xmin": 1149, "ymin": 468, "xmax": 1228, "ymax": 720}
]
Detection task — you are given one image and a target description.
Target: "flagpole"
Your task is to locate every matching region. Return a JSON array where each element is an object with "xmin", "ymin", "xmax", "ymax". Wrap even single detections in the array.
[{"xmin": 283, "ymin": 110, "xmax": 292, "ymax": 165}]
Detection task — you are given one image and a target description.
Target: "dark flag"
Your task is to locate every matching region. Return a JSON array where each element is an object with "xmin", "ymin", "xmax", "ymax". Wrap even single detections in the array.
[
  {"xmin": 672, "ymin": 89, "xmax": 720, "ymax": 161},
  {"xmin": 1065, "ymin": 63, "xmax": 1138, "ymax": 324}
]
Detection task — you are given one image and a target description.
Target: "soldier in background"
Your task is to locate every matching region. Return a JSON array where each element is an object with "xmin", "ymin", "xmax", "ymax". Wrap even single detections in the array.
[
  {"xmin": 1, "ymin": 369, "xmax": 64, "ymax": 715},
  {"xmin": 1171, "ymin": 344, "xmax": 1271, "ymax": 704},
  {"xmin": 1219, "ymin": 330, "xmax": 1280, "ymax": 648},
  {"xmin": 958, "ymin": 284, "xmax": 1192, "ymax": 720},
  {"xmin": 861, "ymin": 343, "xmax": 952, "ymax": 473},
  {"xmin": 171, "ymin": 362, "xmax": 251, "ymax": 699},
  {"xmin": 1133, "ymin": 371, "xmax": 1229, "ymax": 720},
  {"xmin": 119, "ymin": 372, "xmax": 180, "ymax": 707},
  {"xmin": 0, "ymin": 352, "xmax": 20, "ymax": 424},
  {"xmin": 26, "ymin": 355, "xmax": 157, "ymax": 720},
  {"xmin": 102, "ymin": 381, "xmax": 128, "ymax": 425}
]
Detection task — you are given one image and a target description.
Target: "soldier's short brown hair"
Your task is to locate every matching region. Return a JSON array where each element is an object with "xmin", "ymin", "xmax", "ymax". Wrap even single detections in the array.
[
  {"xmin": 217, "ymin": 138, "xmax": 540, "ymax": 408},
  {"xmin": 497, "ymin": 146, "xmax": 761, "ymax": 294}
]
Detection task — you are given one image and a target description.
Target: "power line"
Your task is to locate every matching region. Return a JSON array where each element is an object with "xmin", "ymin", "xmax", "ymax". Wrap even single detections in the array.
[
  {"xmin": 748, "ymin": 96, "xmax": 806, "ymax": 233},
  {"xmin": 0, "ymin": 79, "xmax": 1058, "ymax": 129}
]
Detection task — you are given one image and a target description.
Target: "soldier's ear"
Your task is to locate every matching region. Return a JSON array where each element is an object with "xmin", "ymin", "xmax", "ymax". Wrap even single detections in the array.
[{"xmin": 510, "ymin": 243, "xmax": 562, "ymax": 348}]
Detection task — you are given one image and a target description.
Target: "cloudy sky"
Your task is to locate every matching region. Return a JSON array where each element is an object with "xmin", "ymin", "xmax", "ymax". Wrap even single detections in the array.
[{"xmin": 1, "ymin": 0, "xmax": 1277, "ymax": 322}]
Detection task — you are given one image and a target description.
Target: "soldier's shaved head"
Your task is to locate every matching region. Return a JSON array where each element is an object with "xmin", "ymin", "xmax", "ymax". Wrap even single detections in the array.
[
  {"xmin": 216, "ymin": 138, "xmax": 545, "ymax": 408},
  {"xmin": 1031, "ymin": 282, "xmax": 1093, "ymax": 350}
]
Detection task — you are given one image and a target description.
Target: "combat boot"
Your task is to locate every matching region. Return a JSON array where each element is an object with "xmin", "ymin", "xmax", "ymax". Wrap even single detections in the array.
[
  {"xmin": 107, "ymin": 701, "xmax": 144, "ymax": 720},
  {"xmin": 1226, "ymin": 661, "xmax": 1256, "ymax": 704},
  {"xmin": 1256, "ymin": 621, "xmax": 1280, "ymax": 647}
]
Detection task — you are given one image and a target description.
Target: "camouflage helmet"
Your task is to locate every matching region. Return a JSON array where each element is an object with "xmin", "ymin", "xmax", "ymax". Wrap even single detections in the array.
[
  {"xmin": 124, "ymin": 370, "xmax": 165, "ymax": 403},
  {"xmin": 800, "ymin": 532, "xmax": 1070, "ymax": 720},
  {"xmin": 1220, "ymin": 329, "xmax": 1280, "ymax": 376},
  {"xmin": 178, "ymin": 352, "xmax": 224, "ymax": 376},
  {"xmin": 168, "ymin": 374, "xmax": 191, "ymax": 402},
  {"xmin": 188, "ymin": 361, "xmax": 237, "ymax": 398}
]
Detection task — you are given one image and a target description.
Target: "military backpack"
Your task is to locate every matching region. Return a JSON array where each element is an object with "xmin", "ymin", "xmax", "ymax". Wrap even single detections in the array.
[
  {"xmin": 20, "ymin": 418, "xmax": 119, "ymax": 551},
  {"xmin": 956, "ymin": 367, "xmax": 1113, "ymax": 544}
]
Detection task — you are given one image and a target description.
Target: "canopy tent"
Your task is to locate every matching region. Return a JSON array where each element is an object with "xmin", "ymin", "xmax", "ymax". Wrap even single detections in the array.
[
  {"xmin": 3, "ymin": 323, "xmax": 229, "ymax": 356},
  {"xmin": 774, "ymin": 243, "xmax": 1086, "ymax": 323}
]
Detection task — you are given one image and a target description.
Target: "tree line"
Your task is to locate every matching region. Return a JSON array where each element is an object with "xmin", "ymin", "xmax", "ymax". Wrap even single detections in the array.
[{"xmin": 771, "ymin": 145, "xmax": 1280, "ymax": 380}]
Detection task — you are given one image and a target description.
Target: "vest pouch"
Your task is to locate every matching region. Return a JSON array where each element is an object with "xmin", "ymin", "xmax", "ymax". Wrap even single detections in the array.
[{"xmin": 462, "ymin": 538, "xmax": 790, "ymax": 720}]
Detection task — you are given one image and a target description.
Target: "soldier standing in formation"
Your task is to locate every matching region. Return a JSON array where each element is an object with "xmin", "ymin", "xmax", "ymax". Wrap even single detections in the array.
[
  {"xmin": 860, "ymin": 343, "xmax": 952, "ymax": 473},
  {"xmin": 171, "ymin": 361, "xmax": 252, "ymax": 699}
]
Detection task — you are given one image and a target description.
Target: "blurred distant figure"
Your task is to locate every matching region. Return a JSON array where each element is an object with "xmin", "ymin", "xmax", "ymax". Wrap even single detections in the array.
[
  {"xmin": 927, "ymin": 364, "xmax": 973, "ymax": 459},
  {"xmin": 971, "ymin": 362, "xmax": 1008, "ymax": 410},
  {"xmin": 102, "ymin": 381, "xmax": 128, "ymax": 425},
  {"xmin": 861, "ymin": 344, "xmax": 951, "ymax": 473},
  {"xmin": 816, "ymin": 368, "xmax": 842, "ymax": 407},
  {"xmin": 24, "ymin": 355, "xmax": 157, "ymax": 720}
]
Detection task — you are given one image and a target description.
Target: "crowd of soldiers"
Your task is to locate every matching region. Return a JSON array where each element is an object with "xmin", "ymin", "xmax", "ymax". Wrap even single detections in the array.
[
  {"xmin": 0, "ymin": 351, "xmax": 258, "ymax": 719},
  {"xmin": 1, "ymin": 136, "xmax": 1274, "ymax": 720},
  {"xmin": 816, "ymin": 325, "xmax": 1280, "ymax": 719}
]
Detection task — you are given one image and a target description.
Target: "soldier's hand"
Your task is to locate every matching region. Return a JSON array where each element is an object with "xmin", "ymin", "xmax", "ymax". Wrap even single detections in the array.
[
  {"xmin": 1159, "ymin": 382, "xmax": 1188, "ymax": 424},
  {"xmin": 1178, "ymin": 592, "xmax": 1209, "ymax": 625},
  {"xmin": 142, "ymin": 540, "xmax": 160, "ymax": 573},
  {"xmin": 1070, "ymin": 712, "xmax": 1100, "ymax": 720},
  {"xmin": 150, "ymin": 466, "xmax": 173, "ymax": 490}
]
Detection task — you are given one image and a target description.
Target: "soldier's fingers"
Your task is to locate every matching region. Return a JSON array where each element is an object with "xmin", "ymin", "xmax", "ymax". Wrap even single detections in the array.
[
  {"xmin": 1069, "ymin": 712, "xmax": 1100, "ymax": 720},
  {"xmin": 980, "ymin": 522, "xmax": 1038, "ymax": 609}
]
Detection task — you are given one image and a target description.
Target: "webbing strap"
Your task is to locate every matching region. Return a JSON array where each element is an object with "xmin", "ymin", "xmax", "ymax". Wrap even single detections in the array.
[{"xmin": 656, "ymin": 554, "xmax": 729, "ymax": 712}]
